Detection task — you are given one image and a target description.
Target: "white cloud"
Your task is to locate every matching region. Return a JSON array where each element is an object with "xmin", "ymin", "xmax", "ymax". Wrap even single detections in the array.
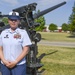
[{"xmin": 2, "ymin": 0, "xmax": 19, "ymax": 5}]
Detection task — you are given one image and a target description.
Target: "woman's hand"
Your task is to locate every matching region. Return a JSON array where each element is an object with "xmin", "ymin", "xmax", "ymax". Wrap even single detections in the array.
[
  {"xmin": 6, "ymin": 60, "xmax": 18, "ymax": 68},
  {"xmin": 2, "ymin": 60, "xmax": 10, "ymax": 67}
]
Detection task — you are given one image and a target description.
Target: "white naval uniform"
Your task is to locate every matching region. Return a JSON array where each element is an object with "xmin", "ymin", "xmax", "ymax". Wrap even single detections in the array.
[{"xmin": 0, "ymin": 28, "xmax": 32, "ymax": 65}]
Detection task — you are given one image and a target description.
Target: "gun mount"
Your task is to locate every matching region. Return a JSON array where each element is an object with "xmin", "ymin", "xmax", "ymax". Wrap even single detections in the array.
[{"xmin": 0, "ymin": 1, "xmax": 66, "ymax": 75}]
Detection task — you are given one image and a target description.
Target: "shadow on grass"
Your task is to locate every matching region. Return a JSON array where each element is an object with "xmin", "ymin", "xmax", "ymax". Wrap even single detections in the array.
[
  {"xmin": 67, "ymin": 33, "xmax": 75, "ymax": 38},
  {"xmin": 67, "ymin": 35, "xmax": 75, "ymax": 38},
  {"xmin": 41, "ymin": 38, "xmax": 46, "ymax": 40},
  {"xmin": 37, "ymin": 50, "xmax": 58, "ymax": 74},
  {"xmin": 37, "ymin": 50, "xmax": 58, "ymax": 62}
]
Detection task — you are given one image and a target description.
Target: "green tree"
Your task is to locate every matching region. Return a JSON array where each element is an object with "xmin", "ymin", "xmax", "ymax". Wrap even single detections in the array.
[
  {"xmin": 35, "ymin": 10, "xmax": 45, "ymax": 31},
  {"xmin": 49, "ymin": 23, "xmax": 57, "ymax": 32},
  {"xmin": 2, "ymin": 17, "xmax": 8, "ymax": 25},
  {"xmin": 61, "ymin": 23, "xmax": 68, "ymax": 32},
  {"xmin": 67, "ymin": 23, "xmax": 72, "ymax": 32},
  {"xmin": 68, "ymin": 2, "xmax": 75, "ymax": 32}
]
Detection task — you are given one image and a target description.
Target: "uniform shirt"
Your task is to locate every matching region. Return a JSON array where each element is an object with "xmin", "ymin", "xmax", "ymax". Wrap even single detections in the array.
[{"xmin": 0, "ymin": 28, "xmax": 32, "ymax": 65}]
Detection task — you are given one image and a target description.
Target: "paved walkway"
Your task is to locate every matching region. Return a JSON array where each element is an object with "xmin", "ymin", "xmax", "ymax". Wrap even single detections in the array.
[{"xmin": 38, "ymin": 40, "xmax": 75, "ymax": 47}]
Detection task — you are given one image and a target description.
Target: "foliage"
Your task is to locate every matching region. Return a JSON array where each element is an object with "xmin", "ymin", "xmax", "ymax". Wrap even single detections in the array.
[
  {"xmin": 48, "ymin": 23, "xmax": 57, "ymax": 32},
  {"xmin": 67, "ymin": 23, "xmax": 72, "ymax": 31},
  {"xmin": 68, "ymin": 2, "xmax": 75, "ymax": 32},
  {"xmin": 2, "ymin": 17, "xmax": 8, "ymax": 25},
  {"xmin": 61, "ymin": 23, "xmax": 68, "ymax": 32},
  {"xmin": 35, "ymin": 10, "xmax": 45, "ymax": 31}
]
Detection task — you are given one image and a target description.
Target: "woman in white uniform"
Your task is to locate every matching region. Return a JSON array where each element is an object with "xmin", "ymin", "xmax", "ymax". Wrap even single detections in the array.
[{"xmin": 0, "ymin": 11, "xmax": 32, "ymax": 75}]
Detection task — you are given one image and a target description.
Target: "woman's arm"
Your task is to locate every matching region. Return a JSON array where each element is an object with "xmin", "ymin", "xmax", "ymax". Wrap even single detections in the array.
[
  {"xmin": 0, "ymin": 46, "xmax": 10, "ymax": 66},
  {"xmin": 16, "ymin": 46, "xmax": 29, "ymax": 63}
]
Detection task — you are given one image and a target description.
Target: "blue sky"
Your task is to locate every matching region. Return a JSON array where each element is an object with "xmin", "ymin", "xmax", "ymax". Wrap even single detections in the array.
[{"xmin": 0, "ymin": 0, "xmax": 74, "ymax": 26}]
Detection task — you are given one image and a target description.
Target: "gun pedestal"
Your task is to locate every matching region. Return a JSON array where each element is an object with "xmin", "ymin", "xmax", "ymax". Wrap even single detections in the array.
[{"xmin": 26, "ymin": 31, "xmax": 43, "ymax": 75}]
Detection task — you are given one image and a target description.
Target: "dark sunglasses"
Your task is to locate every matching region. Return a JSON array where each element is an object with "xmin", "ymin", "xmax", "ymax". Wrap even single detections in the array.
[{"xmin": 9, "ymin": 19, "xmax": 18, "ymax": 21}]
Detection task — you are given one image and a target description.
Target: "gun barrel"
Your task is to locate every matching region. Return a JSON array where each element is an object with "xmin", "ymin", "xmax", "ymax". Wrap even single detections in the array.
[{"xmin": 33, "ymin": 1, "xmax": 66, "ymax": 19}]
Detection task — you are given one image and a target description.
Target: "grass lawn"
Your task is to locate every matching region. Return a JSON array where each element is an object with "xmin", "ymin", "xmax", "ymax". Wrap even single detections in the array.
[
  {"xmin": 36, "ymin": 32, "xmax": 75, "ymax": 75},
  {"xmin": 39, "ymin": 32, "xmax": 75, "ymax": 42},
  {"xmin": 37, "ymin": 45, "xmax": 75, "ymax": 75}
]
